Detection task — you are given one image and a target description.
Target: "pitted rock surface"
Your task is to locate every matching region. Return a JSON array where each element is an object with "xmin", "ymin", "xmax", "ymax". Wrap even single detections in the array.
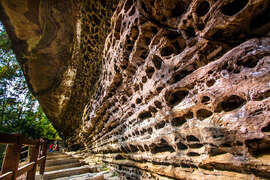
[{"xmin": 1, "ymin": 0, "xmax": 270, "ymax": 179}]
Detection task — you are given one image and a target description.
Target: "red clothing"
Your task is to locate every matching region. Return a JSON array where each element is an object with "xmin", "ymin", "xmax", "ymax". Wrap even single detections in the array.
[{"xmin": 49, "ymin": 144, "xmax": 53, "ymax": 149}]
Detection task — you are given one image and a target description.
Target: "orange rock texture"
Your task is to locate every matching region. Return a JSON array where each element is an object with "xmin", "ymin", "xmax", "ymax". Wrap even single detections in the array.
[{"xmin": 1, "ymin": 0, "xmax": 270, "ymax": 179}]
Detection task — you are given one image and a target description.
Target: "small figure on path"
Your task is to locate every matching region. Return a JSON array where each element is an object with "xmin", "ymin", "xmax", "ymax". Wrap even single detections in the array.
[
  {"xmin": 54, "ymin": 142, "xmax": 59, "ymax": 151},
  {"xmin": 49, "ymin": 143, "xmax": 54, "ymax": 152}
]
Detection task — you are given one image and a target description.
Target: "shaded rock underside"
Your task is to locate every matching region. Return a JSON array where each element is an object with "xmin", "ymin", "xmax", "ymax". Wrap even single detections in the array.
[{"xmin": 1, "ymin": 0, "xmax": 270, "ymax": 179}]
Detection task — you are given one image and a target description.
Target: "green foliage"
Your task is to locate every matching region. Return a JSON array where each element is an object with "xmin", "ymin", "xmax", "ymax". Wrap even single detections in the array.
[
  {"xmin": 0, "ymin": 22, "xmax": 60, "ymax": 140},
  {"xmin": 0, "ymin": 25, "xmax": 11, "ymax": 52}
]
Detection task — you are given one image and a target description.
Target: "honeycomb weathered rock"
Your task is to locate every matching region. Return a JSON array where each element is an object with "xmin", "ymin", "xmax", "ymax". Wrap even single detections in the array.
[{"xmin": 1, "ymin": 0, "xmax": 270, "ymax": 179}]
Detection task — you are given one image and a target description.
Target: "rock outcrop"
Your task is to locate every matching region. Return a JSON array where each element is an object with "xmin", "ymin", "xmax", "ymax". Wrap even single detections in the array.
[
  {"xmin": 1, "ymin": 0, "xmax": 270, "ymax": 179},
  {"xmin": 0, "ymin": 0, "xmax": 117, "ymax": 136}
]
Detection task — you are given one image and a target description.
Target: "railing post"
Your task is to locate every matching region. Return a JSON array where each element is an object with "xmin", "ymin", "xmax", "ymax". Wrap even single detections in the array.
[
  {"xmin": 1, "ymin": 136, "xmax": 22, "ymax": 180},
  {"xmin": 39, "ymin": 139, "xmax": 47, "ymax": 175},
  {"xmin": 26, "ymin": 143, "xmax": 40, "ymax": 180}
]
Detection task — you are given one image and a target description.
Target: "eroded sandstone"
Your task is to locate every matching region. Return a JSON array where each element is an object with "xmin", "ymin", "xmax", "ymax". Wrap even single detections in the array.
[{"xmin": 1, "ymin": 0, "xmax": 270, "ymax": 179}]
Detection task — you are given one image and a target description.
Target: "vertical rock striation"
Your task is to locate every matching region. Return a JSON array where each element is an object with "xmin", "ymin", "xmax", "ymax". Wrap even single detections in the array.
[{"xmin": 1, "ymin": 0, "xmax": 270, "ymax": 179}]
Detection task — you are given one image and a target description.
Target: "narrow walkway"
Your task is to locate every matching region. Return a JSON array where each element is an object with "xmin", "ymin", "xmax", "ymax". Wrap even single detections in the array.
[{"xmin": 40, "ymin": 152, "xmax": 118, "ymax": 180}]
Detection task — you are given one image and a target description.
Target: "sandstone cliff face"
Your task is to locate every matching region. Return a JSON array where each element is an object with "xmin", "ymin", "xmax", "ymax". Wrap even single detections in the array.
[
  {"xmin": 0, "ymin": 0, "xmax": 117, "ymax": 136},
  {"xmin": 1, "ymin": 0, "xmax": 270, "ymax": 179}
]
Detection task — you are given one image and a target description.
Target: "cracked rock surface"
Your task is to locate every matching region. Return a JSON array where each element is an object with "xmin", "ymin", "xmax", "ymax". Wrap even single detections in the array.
[{"xmin": 1, "ymin": 0, "xmax": 270, "ymax": 179}]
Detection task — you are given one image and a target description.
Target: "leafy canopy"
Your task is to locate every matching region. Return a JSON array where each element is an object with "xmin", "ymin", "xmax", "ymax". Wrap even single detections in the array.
[{"xmin": 0, "ymin": 22, "xmax": 60, "ymax": 140}]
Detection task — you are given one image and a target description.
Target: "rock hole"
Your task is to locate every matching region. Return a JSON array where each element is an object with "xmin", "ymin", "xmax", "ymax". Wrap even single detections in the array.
[
  {"xmin": 209, "ymin": 148, "xmax": 227, "ymax": 156},
  {"xmin": 136, "ymin": 98, "xmax": 142, "ymax": 104},
  {"xmin": 120, "ymin": 146, "xmax": 127, "ymax": 153},
  {"xmin": 127, "ymin": 64, "xmax": 137, "ymax": 75},
  {"xmin": 161, "ymin": 16, "xmax": 167, "ymax": 22},
  {"xmin": 152, "ymin": 161, "xmax": 171, "ymax": 166},
  {"xmin": 172, "ymin": 42, "xmax": 182, "ymax": 54},
  {"xmin": 138, "ymin": 145, "xmax": 145, "ymax": 152},
  {"xmin": 143, "ymin": 129, "xmax": 147, "ymax": 134},
  {"xmin": 160, "ymin": 46, "xmax": 174, "ymax": 56},
  {"xmin": 115, "ymin": 16, "xmax": 123, "ymax": 34},
  {"xmin": 155, "ymin": 121, "xmax": 166, "ymax": 129},
  {"xmin": 139, "ymin": 83, "xmax": 143, "ymax": 90},
  {"xmin": 220, "ymin": 95, "xmax": 246, "ymax": 112},
  {"xmin": 245, "ymin": 138, "xmax": 270, "ymax": 156},
  {"xmin": 121, "ymin": 64, "xmax": 127, "ymax": 70},
  {"xmin": 140, "ymin": 49, "xmax": 149, "ymax": 59},
  {"xmin": 211, "ymin": 30, "xmax": 224, "ymax": 41},
  {"xmin": 262, "ymin": 123, "xmax": 270, "ymax": 132},
  {"xmin": 152, "ymin": 55, "xmax": 163, "ymax": 69},
  {"xmin": 242, "ymin": 56, "xmax": 259, "ymax": 68},
  {"xmin": 177, "ymin": 36, "xmax": 186, "ymax": 50},
  {"xmin": 121, "ymin": 96, "xmax": 127, "ymax": 103},
  {"xmin": 187, "ymin": 152, "xmax": 200, "ymax": 156},
  {"xmin": 185, "ymin": 26, "xmax": 196, "ymax": 38},
  {"xmin": 124, "ymin": 0, "xmax": 133, "ymax": 11},
  {"xmin": 190, "ymin": 164, "xmax": 198, "ymax": 169},
  {"xmin": 197, "ymin": 109, "xmax": 213, "ymax": 120},
  {"xmin": 188, "ymin": 143, "xmax": 204, "ymax": 148},
  {"xmin": 126, "ymin": 42, "xmax": 134, "ymax": 51},
  {"xmin": 144, "ymin": 37, "xmax": 151, "ymax": 45},
  {"xmin": 144, "ymin": 145, "xmax": 150, "ymax": 151},
  {"xmin": 141, "ymin": 1, "xmax": 148, "ymax": 12},
  {"xmin": 156, "ymin": 86, "xmax": 164, "ymax": 93},
  {"xmin": 149, "ymin": 106, "xmax": 157, "ymax": 113},
  {"xmin": 250, "ymin": 3, "xmax": 270, "ymax": 29},
  {"xmin": 197, "ymin": 23, "xmax": 205, "ymax": 30},
  {"xmin": 183, "ymin": 19, "xmax": 187, "ymax": 24},
  {"xmin": 115, "ymin": 154, "xmax": 125, "ymax": 160},
  {"xmin": 253, "ymin": 89, "xmax": 270, "ymax": 101},
  {"xmin": 171, "ymin": 116, "xmax": 186, "ymax": 127},
  {"xmin": 166, "ymin": 31, "xmax": 180, "ymax": 40},
  {"xmin": 221, "ymin": 0, "xmax": 249, "ymax": 16},
  {"xmin": 150, "ymin": 139, "xmax": 175, "ymax": 153},
  {"xmin": 181, "ymin": 163, "xmax": 190, "ymax": 168},
  {"xmin": 236, "ymin": 141, "xmax": 243, "ymax": 146},
  {"xmin": 151, "ymin": 26, "xmax": 158, "ymax": 34},
  {"xmin": 201, "ymin": 96, "xmax": 210, "ymax": 104},
  {"xmin": 196, "ymin": 1, "xmax": 210, "ymax": 17},
  {"xmin": 138, "ymin": 111, "xmax": 152, "ymax": 120},
  {"xmin": 206, "ymin": 79, "xmax": 216, "ymax": 87},
  {"xmin": 165, "ymin": 90, "xmax": 189, "ymax": 106},
  {"xmin": 129, "ymin": 144, "xmax": 139, "ymax": 152},
  {"xmin": 171, "ymin": 1, "xmax": 186, "ymax": 17},
  {"xmin": 92, "ymin": 14, "xmax": 100, "ymax": 25},
  {"xmin": 134, "ymin": 84, "xmax": 139, "ymax": 92},
  {"xmin": 185, "ymin": 111, "xmax": 194, "ymax": 119},
  {"xmin": 187, "ymin": 135, "xmax": 200, "ymax": 142},
  {"xmin": 147, "ymin": 128, "xmax": 153, "ymax": 134},
  {"xmin": 177, "ymin": 142, "xmax": 188, "ymax": 150},
  {"xmin": 154, "ymin": 101, "xmax": 162, "ymax": 109},
  {"xmin": 170, "ymin": 69, "xmax": 193, "ymax": 84},
  {"xmin": 130, "ymin": 26, "xmax": 139, "ymax": 41},
  {"xmin": 142, "ymin": 76, "xmax": 147, "ymax": 83},
  {"xmin": 129, "ymin": 6, "xmax": 136, "ymax": 16},
  {"xmin": 221, "ymin": 143, "xmax": 232, "ymax": 147},
  {"xmin": 146, "ymin": 66, "xmax": 155, "ymax": 78}
]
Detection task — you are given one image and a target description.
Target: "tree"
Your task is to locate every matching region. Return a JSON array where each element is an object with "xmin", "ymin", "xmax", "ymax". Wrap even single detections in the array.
[{"xmin": 0, "ymin": 22, "xmax": 60, "ymax": 140}]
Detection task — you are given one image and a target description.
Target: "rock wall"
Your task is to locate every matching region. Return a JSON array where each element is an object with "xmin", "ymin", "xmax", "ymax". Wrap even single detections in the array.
[
  {"xmin": 1, "ymin": 0, "xmax": 270, "ymax": 179},
  {"xmin": 0, "ymin": 0, "xmax": 117, "ymax": 136}
]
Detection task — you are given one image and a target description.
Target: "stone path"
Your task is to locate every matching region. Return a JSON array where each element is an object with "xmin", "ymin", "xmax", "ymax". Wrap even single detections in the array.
[{"xmin": 39, "ymin": 152, "xmax": 119, "ymax": 180}]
